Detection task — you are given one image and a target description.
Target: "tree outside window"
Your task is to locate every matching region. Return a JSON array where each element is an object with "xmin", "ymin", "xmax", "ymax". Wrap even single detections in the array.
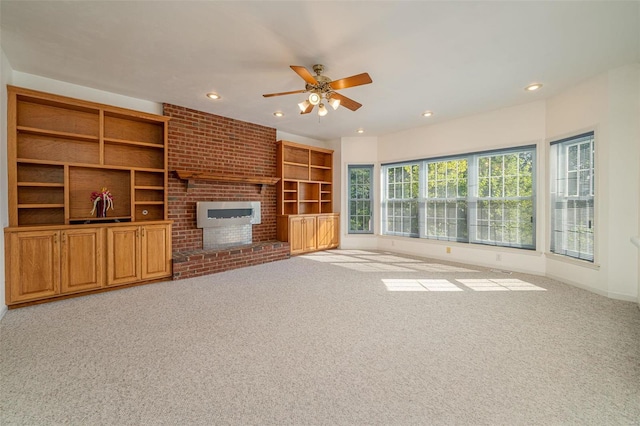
[{"xmin": 348, "ymin": 165, "xmax": 373, "ymax": 234}]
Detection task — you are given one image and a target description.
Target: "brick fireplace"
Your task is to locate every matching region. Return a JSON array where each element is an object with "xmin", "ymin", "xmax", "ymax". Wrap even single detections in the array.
[{"xmin": 164, "ymin": 104, "xmax": 289, "ymax": 279}]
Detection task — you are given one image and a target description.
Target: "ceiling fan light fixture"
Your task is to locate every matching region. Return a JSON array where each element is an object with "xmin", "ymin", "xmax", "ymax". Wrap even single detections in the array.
[
  {"xmin": 308, "ymin": 92, "xmax": 321, "ymax": 105},
  {"xmin": 298, "ymin": 100, "xmax": 311, "ymax": 112},
  {"xmin": 328, "ymin": 97, "xmax": 341, "ymax": 110},
  {"xmin": 318, "ymin": 103, "xmax": 328, "ymax": 117}
]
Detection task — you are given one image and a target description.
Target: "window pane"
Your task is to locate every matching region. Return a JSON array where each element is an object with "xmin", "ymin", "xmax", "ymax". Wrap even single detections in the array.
[
  {"xmin": 551, "ymin": 133, "xmax": 595, "ymax": 261},
  {"xmin": 490, "ymin": 177, "xmax": 504, "ymax": 197},
  {"xmin": 479, "ymin": 157, "xmax": 490, "ymax": 177},
  {"xmin": 349, "ymin": 165, "xmax": 373, "ymax": 234}
]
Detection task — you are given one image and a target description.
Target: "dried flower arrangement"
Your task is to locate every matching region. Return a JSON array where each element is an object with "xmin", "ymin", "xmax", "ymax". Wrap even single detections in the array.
[{"xmin": 90, "ymin": 187, "xmax": 114, "ymax": 217}]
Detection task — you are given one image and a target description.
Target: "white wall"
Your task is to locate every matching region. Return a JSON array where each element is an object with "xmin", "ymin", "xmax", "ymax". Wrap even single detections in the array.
[
  {"xmin": 0, "ymin": 48, "xmax": 12, "ymax": 319},
  {"xmin": 339, "ymin": 136, "xmax": 379, "ymax": 250},
  {"xmin": 545, "ymin": 65, "xmax": 640, "ymax": 300},
  {"xmin": 11, "ymin": 72, "xmax": 161, "ymax": 115},
  {"xmin": 341, "ymin": 65, "xmax": 640, "ymax": 301}
]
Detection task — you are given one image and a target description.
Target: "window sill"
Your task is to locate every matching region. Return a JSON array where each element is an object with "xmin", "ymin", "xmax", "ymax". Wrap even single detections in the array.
[{"xmin": 545, "ymin": 252, "xmax": 600, "ymax": 270}]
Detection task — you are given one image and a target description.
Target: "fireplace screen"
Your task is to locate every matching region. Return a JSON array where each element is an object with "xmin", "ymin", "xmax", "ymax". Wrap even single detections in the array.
[{"xmin": 196, "ymin": 201, "xmax": 261, "ymax": 228}]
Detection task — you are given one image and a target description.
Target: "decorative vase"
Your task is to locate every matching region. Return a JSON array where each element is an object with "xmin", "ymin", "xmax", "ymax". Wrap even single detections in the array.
[{"xmin": 96, "ymin": 199, "xmax": 105, "ymax": 218}]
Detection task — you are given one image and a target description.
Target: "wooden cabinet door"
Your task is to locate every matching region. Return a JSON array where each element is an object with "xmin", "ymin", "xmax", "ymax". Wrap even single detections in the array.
[
  {"xmin": 61, "ymin": 228, "xmax": 103, "ymax": 293},
  {"xmin": 9, "ymin": 230, "xmax": 60, "ymax": 303},
  {"xmin": 141, "ymin": 224, "xmax": 172, "ymax": 280},
  {"xmin": 290, "ymin": 215, "xmax": 319, "ymax": 254},
  {"xmin": 302, "ymin": 216, "xmax": 317, "ymax": 253},
  {"xmin": 289, "ymin": 216, "xmax": 306, "ymax": 254},
  {"xmin": 329, "ymin": 214, "xmax": 340, "ymax": 248},
  {"xmin": 107, "ymin": 226, "xmax": 140, "ymax": 286},
  {"xmin": 316, "ymin": 215, "xmax": 333, "ymax": 250},
  {"xmin": 316, "ymin": 214, "xmax": 339, "ymax": 250}
]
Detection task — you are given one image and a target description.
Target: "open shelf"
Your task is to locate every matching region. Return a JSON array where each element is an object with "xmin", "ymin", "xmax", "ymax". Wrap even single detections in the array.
[
  {"xmin": 276, "ymin": 141, "xmax": 335, "ymax": 217},
  {"xmin": 103, "ymin": 137, "xmax": 166, "ymax": 149},
  {"xmin": 8, "ymin": 86, "xmax": 170, "ymax": 227},
  {"xmin": 18, "ymin": 132, "xmax": 99, "ymax": 165},
  {"xmin": 17, "ymin": 95, "xmax": 99, "ymax": 137},
  {"xmin": 17, "ymin": 126, "xmax": 99, "ymax": 143}
]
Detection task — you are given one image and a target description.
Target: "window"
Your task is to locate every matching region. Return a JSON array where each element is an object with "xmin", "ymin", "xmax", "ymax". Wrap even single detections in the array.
[
  {"xmin": 382, "ymin": 163, "xmax": 420, "ymax": 236},
  {"xmin": 348, "ymin": 165, "xmax": 374, "ymax": 234},
  {"xmin": 382, "ymin": 145, "xmax": 535, "ymax": 249},
  {"xmin": 424, "ymin": 158, "xmax": 468, "ymax": 241},
  {"xmin": 471, "ymin": 149, "xmax": 535, "ymax": 248},
  {"xmin": 550, "ymin": 132, "xmax": 595, "ymax": 261}
]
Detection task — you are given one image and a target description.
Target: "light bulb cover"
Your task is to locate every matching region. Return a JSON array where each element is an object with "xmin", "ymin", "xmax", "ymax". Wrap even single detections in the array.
[
  {"xmin": 329, "ymin": 97, "xmax": 341, "ymax": 110},
  {"xmin": 318, "ymin": 103, "xmax": 328, "ymax": 117},
  {"xmin": 298, "ymin": 100, "xmax": 311, "ymax": 112},
  {"xmin": 308, "ymin": 92, "xmax": 321, "ymax": 105}
]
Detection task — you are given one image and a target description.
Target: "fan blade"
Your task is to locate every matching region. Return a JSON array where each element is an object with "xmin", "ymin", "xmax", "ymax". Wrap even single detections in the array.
[
  {"xmin": 263, "ymin": 89, "xmax": 306, "ymax": 98},
  {"xmin": 329, "ymin": 73, "xmax": 372, "ymax": 90},
  {"xmin": 290, "ymin": 65, "xmax": 318, "ymax": 86},
  {"xmin": 329, "ymin": 92, "xmax": 362, "ymax": 111},
  {"xmin": 300, "ymin": 103, "xmax": 314, "ymax": 114}
]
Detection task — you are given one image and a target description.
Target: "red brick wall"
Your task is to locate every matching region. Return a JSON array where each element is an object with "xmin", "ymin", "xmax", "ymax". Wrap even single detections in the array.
[
  {"xmin": 163, "ymin": 104, "xmax": 278, "ymax": 252},
  {"xmin": 172, "ymin": 241, "xmax": 290, "ymax": 280}
]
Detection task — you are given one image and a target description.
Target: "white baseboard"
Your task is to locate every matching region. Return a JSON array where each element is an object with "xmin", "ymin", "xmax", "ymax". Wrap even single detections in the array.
[{"xmin": 546, "ymin": 273, "xmax": 637, "ymax": 302}]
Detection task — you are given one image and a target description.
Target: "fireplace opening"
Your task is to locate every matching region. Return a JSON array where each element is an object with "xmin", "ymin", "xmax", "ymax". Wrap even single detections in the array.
[
  {"xmin": 207, "ymin": 208, "xmax": 253, "ymax": 220},
  {"xmin": 196, "ymin": 201, "xmax": 260, "ymax": 249}
]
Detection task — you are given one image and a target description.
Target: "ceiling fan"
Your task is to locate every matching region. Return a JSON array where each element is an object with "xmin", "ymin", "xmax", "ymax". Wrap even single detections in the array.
[{"xmin": 263, "ymin": 64, "xmax": 373, "ymax": 115}]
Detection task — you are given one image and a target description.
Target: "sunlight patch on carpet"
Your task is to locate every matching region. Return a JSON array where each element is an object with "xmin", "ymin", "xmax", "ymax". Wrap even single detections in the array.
[
  {"xmin": 457, "ymin": 278, "xmax": 546, "ymax": 291},
  {"xmin": 337, "ymin": 263, "xmax": 415, "ymax": 272},
  {"xmin": 383, "ymin": 279, "xmax": 463, "ymax": 292},
  {"xmin": 355, "ymin": 255, "xmax": 422, "ymax": 263}
]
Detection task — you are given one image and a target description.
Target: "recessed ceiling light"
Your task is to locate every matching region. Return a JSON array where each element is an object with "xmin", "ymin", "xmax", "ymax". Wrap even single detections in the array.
[
  {"xmin": 356, "ymin": 128, "xmax": 365, "ymax": 134},
  {"xmin": 422, "ymin": 111, "xmax": 433, "ymax": 117},
  {"xmin": 273, "ymin": 111, "xmax": 284, "ymax": 117},
  {"xmin": 524, "ymin": 83, "xmax": 543, "ymax": 92},
  {"xmin": 206, "ymin": 92, "xmax": 221, "ymax": 100}
]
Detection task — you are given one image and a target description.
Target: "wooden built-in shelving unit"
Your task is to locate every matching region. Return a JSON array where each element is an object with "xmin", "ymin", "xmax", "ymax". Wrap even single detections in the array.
[
  {"xmin": 276, "ymin": 140, "xmax": 339, "ymax": 254},
  {"xmin": 4, "ymin": 86, "xmax": 172, "ymax": 307}
]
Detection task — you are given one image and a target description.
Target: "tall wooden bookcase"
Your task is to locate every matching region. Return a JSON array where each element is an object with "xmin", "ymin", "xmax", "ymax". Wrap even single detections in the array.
[
  {"xmin": 276, "ymin": 140, "xmax": 339, "ymax": 254},
  {"xmin": 4, "ymin": 86, "xmax": 172, "ymax": 307}
]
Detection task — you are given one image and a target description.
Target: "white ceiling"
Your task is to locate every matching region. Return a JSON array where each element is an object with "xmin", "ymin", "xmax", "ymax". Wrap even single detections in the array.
[{"xmin": 1, "ymin": 1, "xmax": 638, "ymax": 141}]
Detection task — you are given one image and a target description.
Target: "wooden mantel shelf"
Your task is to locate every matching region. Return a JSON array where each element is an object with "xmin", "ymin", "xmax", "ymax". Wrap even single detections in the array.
[{"xmin": 174, "ymin": 170, "xmax": 280, "ymax": 193}]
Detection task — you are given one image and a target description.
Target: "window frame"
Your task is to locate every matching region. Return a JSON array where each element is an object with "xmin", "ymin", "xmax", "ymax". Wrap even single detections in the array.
[
  {"xmin": 468, "ymin": 147, "xmax": 536, "ymax": 249},
  {"xmin": 381, "ymin": 162, "xmax": 421, "ymax": 237},
  {"xmin": 381, "ymin": 144, "xmax": 536, "ymax": 250},
  {"xmin": 423, "ymin": 156, "xmax": 469, "ymax": 242},
  {"xmin": 347, "ymin": 164, "xmax": 374, "ymax": 234},
  {"xmin": 549, "ymin": 132, "xmax": 595, "ymax": 262}
]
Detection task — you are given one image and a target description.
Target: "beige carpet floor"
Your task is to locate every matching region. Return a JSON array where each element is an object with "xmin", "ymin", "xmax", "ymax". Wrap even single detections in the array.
[{"xmin": 1, "ymin": 249, "xmax": 639, "ymax": 425}]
